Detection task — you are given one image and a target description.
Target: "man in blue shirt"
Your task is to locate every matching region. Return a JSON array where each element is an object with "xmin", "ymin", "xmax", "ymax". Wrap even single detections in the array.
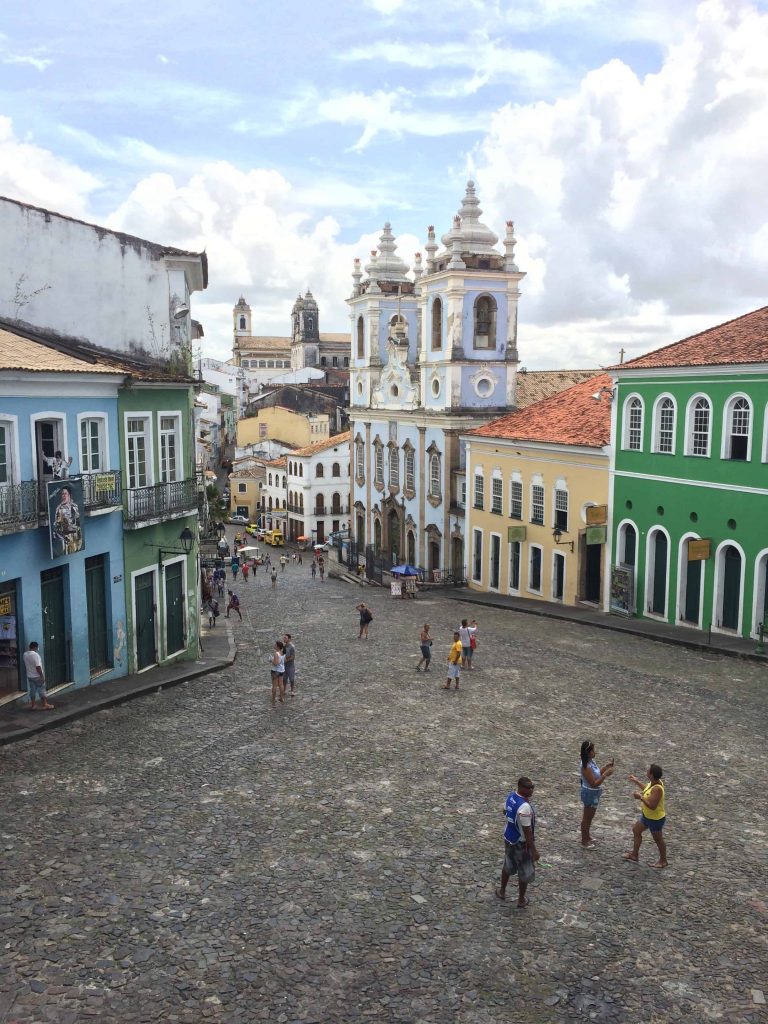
[{"xmin": 495, "ymin": 776, "xmax": 539, "ymax": 908}]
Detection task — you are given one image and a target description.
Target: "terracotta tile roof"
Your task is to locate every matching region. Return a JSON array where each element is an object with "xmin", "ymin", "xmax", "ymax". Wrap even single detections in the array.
[
  {"xmin": 615, "ymin": 306, "xmax": 768, "ymax": 369},
  {"xmin": 515, "ymin": 369, "xmax": 601, "ymax": 408},
  {"xmin": 319, "ymin": 333, "xmax": 351, "ymax": 343},
  {"xmin": 0, "ymin": 329, "xmax": 125, "ymax": 374},
  {"xmin": 266, "ymin": 456, "xmax": 287, "ymax": 468},
  {"xmin": 229, "ymin": 467, "xmax": 263, "ymax": 479},
  {"xmin": 469, "ymin": 374, "xmax": 613, "ymax": 447},
  {"xmin": 290, "ymin": 431, "xmax": 351, "ymax": 458}
]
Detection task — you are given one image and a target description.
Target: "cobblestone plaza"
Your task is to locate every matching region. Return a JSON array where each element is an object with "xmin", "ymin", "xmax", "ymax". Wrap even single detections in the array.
[{"xmin": 1, "ymin": 562, "xmax": 766, "ymax": 1023}]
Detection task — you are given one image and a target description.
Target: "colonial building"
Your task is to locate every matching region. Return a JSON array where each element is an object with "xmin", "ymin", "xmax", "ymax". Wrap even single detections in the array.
[
  {"xmin": 464, "ymin": 374, "xmax": 612, "ymax": 605},
  {"xmin": 285, "ymin": 432, "xmax": 351, "ymax": 544},
  {"xmin": 232, "ymin": 293, "xmax": 350, "ymax": 389},
  {"xmin": 349, "ymin": 181, "xmax": 525, "ymax": 573},
  {"xmin": 609, "ymin": 307, "xmax": 768, "ymax": 639}
]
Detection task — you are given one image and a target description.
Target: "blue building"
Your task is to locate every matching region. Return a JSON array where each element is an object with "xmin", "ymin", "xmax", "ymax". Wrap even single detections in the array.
[
  {"xmin": 348, "ymin": 181, "xmax": 525, "ymax": 575},
  {"xmin": 0, "ymin": 327, "xmax": 129, "ymax": 703}
]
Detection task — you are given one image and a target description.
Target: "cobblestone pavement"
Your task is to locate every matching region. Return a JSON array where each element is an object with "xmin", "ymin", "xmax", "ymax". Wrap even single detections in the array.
[{"xmin": 1, "ymin": 559, "xmax": 766, "ymax": 1024}]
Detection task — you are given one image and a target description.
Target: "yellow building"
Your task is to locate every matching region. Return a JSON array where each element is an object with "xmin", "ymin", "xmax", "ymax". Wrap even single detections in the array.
[
  {"xmin": 237, "ymin": 406, "xmax": 331, "ymax": 450},
  {"xmin": 463, "ymin": 375, "xmax": 612, "ymax": 606},
  {"xmin": 229, "ymin": 459, "xmax": 266, "ymax": 521}
]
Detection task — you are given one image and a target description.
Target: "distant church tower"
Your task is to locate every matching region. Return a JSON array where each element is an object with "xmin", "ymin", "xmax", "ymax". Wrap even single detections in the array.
[
  {"xmin": 291, "ymin": 290, "xmax": 321, "ymax": 369},
  {"xmin": 232, "ymin": 296, "xmax": 251, "ymax": 367}
]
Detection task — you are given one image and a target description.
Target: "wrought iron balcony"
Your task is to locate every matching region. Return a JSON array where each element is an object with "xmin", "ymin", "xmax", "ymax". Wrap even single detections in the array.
[
  {"xmin": 0, "ymin": 471, "xmax": 124, "ymax": 535},
  {"xmin": 0, "ymin": 480, "xmax": 40, "ymax": 533},
  {"xmin": 311, "ymin": 504, "xmax": 350, "ymax": 517},
  {"xmin": 124, "ymin": 477, "xmax": 198, "ymax": 525},
  {"xmin": 79, "ymin": 470, "xmax": 123, "ymax": 511}
]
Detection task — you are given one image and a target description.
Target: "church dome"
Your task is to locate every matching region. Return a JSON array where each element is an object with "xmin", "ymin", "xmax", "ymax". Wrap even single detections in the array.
[
  {"xmin": 235, "ymin": 295, "xmax": 250, "ymax": 309},
  {"xmin": 440, "ymin": 181, "xmax": 499, "ymax": 256},
  {"xmin": 365, "ymin": 223, "xmax": 410, "ymax": 283}
]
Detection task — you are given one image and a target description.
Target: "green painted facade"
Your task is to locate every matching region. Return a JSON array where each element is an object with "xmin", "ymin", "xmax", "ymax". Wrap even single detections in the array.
[
  {"xmin": 611, "ymin": 369, "xmax": 768, "ymax": 639},
  {"xmin": 119, "ymin": 382, "xmax": 200, "ymax": 673}
]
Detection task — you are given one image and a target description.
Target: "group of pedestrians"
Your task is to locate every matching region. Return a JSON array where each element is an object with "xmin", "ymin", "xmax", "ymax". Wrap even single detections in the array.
[
  {"xmin": 496, "ymin": 745, "xmax": 668, "ymax": 910},
  {"xmin": 268, "ymin": 633, "xmax": 297, "ymax": 706}
]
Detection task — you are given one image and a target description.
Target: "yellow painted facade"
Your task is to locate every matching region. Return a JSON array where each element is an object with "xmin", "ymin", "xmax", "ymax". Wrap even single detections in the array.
[
  {"xmin": 464, "ymin": 438, "xmax": 609, "ymax": 606},
  {"xmin": 229, "ymin": 474, "xmax": 262, "ymax": 520},
  {"xmin": 237, "ymin": 407, "xmax": 331, "ymax": 449}
]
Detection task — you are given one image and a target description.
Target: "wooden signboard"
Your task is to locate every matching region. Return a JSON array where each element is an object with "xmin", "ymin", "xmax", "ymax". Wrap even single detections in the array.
[
  {"xmin": 586, "ymin": 525, "xmax": 607, "ymax": 546},
  {"xmin": 688, "ymin": 539, "xmax": 711, "ymax": 562},
  {"xmin": 390, "ymin": 580, "xmax": 402, "ymax": 597},
  {"xmin": 586, "ymin": 504, "xmax": 608, "ymax": 526},
  {"xmin": 609, "ymin": 565, "xmax": 634, "ymax": 616},
  {"xmin": 508, "ymin": 525, "xmax": 527, "ymax": 543}
]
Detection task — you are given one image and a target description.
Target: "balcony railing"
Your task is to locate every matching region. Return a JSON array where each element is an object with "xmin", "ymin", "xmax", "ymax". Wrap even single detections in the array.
[
  {"xmin": 287, "ymin": 503, "xmax": 305, "ymax": 514},
  {"xmin": 79, "ymin": 471, "xmax": 123, "ymax": 511},
  {"xmin": 0, "ymin": 481, "xmax": 40, "ymax": 532},
  {"xmin": 311, "ymin": 505, "xmax": 350, "ymax": 517},
  {"xmin": 124, "ymin": 477, "xmax": 198, "ymax": 524},
  {"xmin": 0, "ymin": 471, "xmax": 124, "ymax": 534}
]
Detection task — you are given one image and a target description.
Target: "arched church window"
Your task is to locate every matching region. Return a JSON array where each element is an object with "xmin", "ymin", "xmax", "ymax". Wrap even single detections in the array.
[
  {"xmin": 474, "ymin": 295, "xmax": 496, "ymax": 349},
  {"xmin": 431, "ymin": 297, "xmax": 443, "ymax": 351},
  {"xmin": 307, "ymin": 317, "xmax": 314, "ymax": 332},
  {"xmin": 357, "ymin": 316, "xmax": 364, "ymax": 359},
  {"xmin": 239, "ymin": 316, "xmax": 246, "ymax": 330}
]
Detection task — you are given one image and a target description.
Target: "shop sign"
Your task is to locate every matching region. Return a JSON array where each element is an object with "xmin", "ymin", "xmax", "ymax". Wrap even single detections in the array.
[
  {"xmin": 0, "ymin": 595, "xmax": 11, "ymax": 616},
  {"xmin": 688, "ymin": 539, "xmax": 711, "ymax": 561},
  {"xmin": 586, "ymin": 504, "xmax": 608, "ymax": 526},
  {"xmin": 508, "ymin": 525, "xmax": 527, "ymax": 543},
  {"xmin": 586, "ymin": 525, "xmax": 607, "ymax": 546},
  {"xmin": 94, "ymin": 471, "xmax": 118, "ymax": 495}
]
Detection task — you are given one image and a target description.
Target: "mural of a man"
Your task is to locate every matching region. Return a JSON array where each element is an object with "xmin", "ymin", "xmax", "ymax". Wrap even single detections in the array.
[{"xmin": 52, "ymin": 485, "xmax": 83, "ymax": 556}]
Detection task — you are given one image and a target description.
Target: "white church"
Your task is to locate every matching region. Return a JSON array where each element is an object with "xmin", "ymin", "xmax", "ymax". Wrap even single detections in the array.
[{"xmin": 349, "ymin": 181, "xmax": 525, "ymax": 576}]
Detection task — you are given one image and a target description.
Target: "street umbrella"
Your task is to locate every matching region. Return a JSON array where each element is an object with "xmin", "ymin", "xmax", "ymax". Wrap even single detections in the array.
[
  {"xmin": 239, "ymin": 545, "xmax": 260, "ymax": 552},
  {"xmin": 391, "ymin": 564, "xmax": 420, "ymax": 576}
]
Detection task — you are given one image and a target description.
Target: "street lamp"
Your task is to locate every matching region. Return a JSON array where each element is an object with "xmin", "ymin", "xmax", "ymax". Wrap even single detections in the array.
[
  {"xmin": 158, "ymin": 526, "xmax": 196, "ymax": 569},
  {"xmin": 552, "ymin": 527, "xmax": 574, "ymax": 553}
]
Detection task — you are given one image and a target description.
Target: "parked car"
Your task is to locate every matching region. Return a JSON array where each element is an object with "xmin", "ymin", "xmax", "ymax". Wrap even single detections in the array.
[
  {"xmin": 314, "ymin": 542, "xmax": 331, "ymax": 553},
  {"xmin": 229, "ymin": 514, "xmax": 249, "ymax": 525},
  {"xmin": 245, "ymin": 523, "xmax": 260, "ymax": 536}
]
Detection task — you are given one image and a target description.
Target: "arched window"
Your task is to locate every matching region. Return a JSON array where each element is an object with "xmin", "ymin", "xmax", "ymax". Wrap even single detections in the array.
[
  {"xmin": 320, "ymin": 356, "xmax": 327, "ymax": 366},
  {"xmin": 653, "ymin": 396, "xmax": 676, "ymax": 454},
  {"xmin": 332, "ymin": 462, "xmax": 341, "ymax": 477},
  {"xmin": 623, "ymin": 396, "xmax": 644, "ymax": 451},
  {"xmin": 404, "ymin": 448, "xmax": 415, "ymax": 492},
  {"xmin": 429, "ymin": 453, "xmax": 441, "ymax": 499},
  {"xmin": 307, "ymin": 317, "xmax": 314, "ymax": 332},
  {"xmin": 723, "ymin": 396, "xmax": 752, "ymax": 461},
  {"xmin": 239, "ymin": 316, "xmax": 246, "ymax": 330},
  {"xmin": 431, "ymin": 297, "xmax": 443, "ymax": 350},
  {"xmin": 357, "ymin": 316, "xmax": 364, "ymax": 359},
  {"xmin": 315, "ymin": 494, "xmax": 324, "ymax": 513},
  {"xmin": 407, "ymin": 530, "xmax": 416, "ymax": 565},
  {"xmin": 268, "ymin": 473, "xmax": 272, "ymax": 486},
  {"xmin": 685, "ymin": 395, "xmax": 711, "ymax": 456},
  {"xmin": 473, "ymin": 294, "xmax": 496, "ymax": 349},
  {"xmin": 374, "ymin": 443, "xmax": 384, "ymax": 487},
  {"xmin": 268, "ymin": 497, "xmax": 273, "ymax": 510},
  {"xmin": 331, "ymin": 492, "xmax": 342, "ymax": 513},
  {"xmin": 282, "ymin": 475, "xmax": 286, "ymax": 488},
  {"xmin": 389, "ymin": 447, "xmax": 399, "ymax": 488},
  {"xmin": 316, "ymin": 464, "xmax": 324, "ymax": 478}
]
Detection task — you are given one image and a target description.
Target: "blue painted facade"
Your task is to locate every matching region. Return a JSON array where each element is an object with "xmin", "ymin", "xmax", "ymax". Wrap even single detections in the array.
[{"xmin": 0, "ymin": 355, "xmax": 129, "ymax": 700}]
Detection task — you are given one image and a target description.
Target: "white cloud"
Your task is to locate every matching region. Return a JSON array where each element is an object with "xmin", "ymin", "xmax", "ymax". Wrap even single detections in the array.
[
  {"xmin": 0, "ymin": 33, "xmax": 52, "ymax": 72},
  {"xmin": 472, "ymin": 0, "xmax": 768, "ymax": 367}
]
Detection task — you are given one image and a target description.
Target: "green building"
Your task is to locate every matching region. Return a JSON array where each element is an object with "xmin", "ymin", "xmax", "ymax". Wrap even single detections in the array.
[
  {"xmin": 120, "ymin": 373, "xmax": 201, "ymax": 672},
  {"xmin": 609, "ymin": 306, "xmax": 768, "ymax": 640}
]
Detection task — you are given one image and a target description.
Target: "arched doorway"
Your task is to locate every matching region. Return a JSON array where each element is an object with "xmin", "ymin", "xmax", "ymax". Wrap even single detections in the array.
[
  {"xmin": 406, "ymin": 530, "xmax": 415, "ymax": 566},
  {"xmin": 388, "ymin": 509, "xmax": 400, "ymax": 562},
  {"xmin": 621, "ymin": 523, "xmax": 637, "ymax": 567},
  {"xmin": 678, "ymin": 536, "xmax": 703, "ymax": 627},
  {"xmin": 718, "ymin": 544, "xmax": 742, "ymax": 631},
  {"xmin": 373, "ymin": 519, "xmax": 381, "ymax": 553},
  {"xmin": 647, "ymin": 530, "xmax": 668, "ymax": 616},
  {"xmin": 429, "ymin": 541, "xmax": 440, "ymax": 572},
  {"xmin": 356, "ymin": 513, "xmax": 365, "ymax": 545}
]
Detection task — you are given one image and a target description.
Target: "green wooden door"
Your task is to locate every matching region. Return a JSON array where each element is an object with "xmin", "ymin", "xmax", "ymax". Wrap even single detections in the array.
[
  {"xmin": 651, "ymin": 533, "xmax": 667, "ymax": 615},
  {"xmin": 135, "ymin": 571, "xmax": 156, "ymax": 670},
  {"xmin": 85, "ymin": 555, "xmax": 111, "ymax": 673},
  {"xmin": 623, "ymin": 525, "xmax": 637, "ymax": 567},
  {"xmin": 721, "ymin": 546, "xmax": 741, "ymax": 630},
  {"xmin": 41, "ymin": 568, "xmax": 68, "ymax": 685},
  {"xmin": 683, "ymin": 559, "xmax": 702, "ymax": 625},
  {"xmin": 584, "ymin": 540, "xmax": 601, "ymax": 603},
  {"xmin": 164, "ymin": 562, "xmax": 185, "ymax": 655}
]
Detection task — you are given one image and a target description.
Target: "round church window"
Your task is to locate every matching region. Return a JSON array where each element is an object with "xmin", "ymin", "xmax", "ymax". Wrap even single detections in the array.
[
  {"xmin": 475, "ymin": 377, "xmax": 493, "ymax": 398},
  {"xmin": 431, "ymin": 379, "xmax": 440, "ymax": 397},
  {"xmin": 357, "ymin": 381, "xmax": 363, "ymax": 396}
]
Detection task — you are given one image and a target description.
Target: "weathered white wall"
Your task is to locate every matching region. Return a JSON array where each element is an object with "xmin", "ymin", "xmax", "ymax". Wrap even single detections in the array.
[{"xmin": 0, "ymin": 198, "xmax": 204, "ymax": 357}]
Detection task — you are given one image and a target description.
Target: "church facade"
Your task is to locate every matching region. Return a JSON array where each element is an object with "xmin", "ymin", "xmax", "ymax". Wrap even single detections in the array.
[{"xmin": 349, "ymin": 182, "xmax": 525, "ymax": 575}]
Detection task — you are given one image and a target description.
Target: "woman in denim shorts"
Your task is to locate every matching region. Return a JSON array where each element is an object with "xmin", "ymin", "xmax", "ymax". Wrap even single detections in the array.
[{"xmin": 579, "ymin": 740, "xmax": 615, "ymax": 848}]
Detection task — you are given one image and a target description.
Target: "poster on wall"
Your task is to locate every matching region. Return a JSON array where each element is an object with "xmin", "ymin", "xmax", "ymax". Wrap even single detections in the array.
[
  {"xmin": 47, "ymin": 478, "xmax": 85, "ymax": 560},
  {"xmin": 609, "ymin": 565, "xmax": 634, "ymax": 616}
]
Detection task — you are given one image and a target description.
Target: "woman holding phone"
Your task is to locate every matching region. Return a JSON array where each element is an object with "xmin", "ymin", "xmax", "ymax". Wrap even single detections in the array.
[{"xmin": 579, "ymin": 740, "xmax": 615, "ymax": 848}]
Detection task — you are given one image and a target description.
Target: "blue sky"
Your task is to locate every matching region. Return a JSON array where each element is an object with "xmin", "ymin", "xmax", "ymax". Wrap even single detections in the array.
[{"xmin": 1, "ymin": 0, "xmax": 767, "ymax": 366}]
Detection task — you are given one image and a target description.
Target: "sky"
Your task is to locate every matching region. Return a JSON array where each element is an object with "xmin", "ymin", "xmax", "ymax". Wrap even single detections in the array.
[{"xmin": 1, "ymin": 0, "xmax": 767, "ymax": 369}]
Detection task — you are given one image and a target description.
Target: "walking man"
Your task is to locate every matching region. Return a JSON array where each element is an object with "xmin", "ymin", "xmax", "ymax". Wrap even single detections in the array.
[
  {"xmin": 443, "ymin": 631, "xmax": 463, "ymax": 690},
  {"xmin": 242, "ymin": 560, "xmax": 250, "ymax": 583},
  {"xmin": 226, "ymin": 589, "xmax": 242, "ymax": 620},
  {"xmin": 23, "ymin": 641, "xmax": 54, "ymax": 710},
  {"xmin": 496, "ymin": 776, "xmax": 539, "ymax": 908},
  {"xmin": 283, "ymin": 633, "xmax": 296, "ymax": 696},
  {"xmin": 458, "ymin": 618, "xmax": 478, "ymax": 669},
  {"xmin": 271, "ymin": 568, "xmax": 278, "ymax": 589},
  {"xmin": 416, "ymin": 623, "xmax": 432, "ymax": 672}
]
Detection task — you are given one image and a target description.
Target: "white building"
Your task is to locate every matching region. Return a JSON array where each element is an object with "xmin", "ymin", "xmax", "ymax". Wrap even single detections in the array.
[
  {"xmin": 285, "ymin": 432, "xmax": 351, "ymax": 545},
  {"xmin": 0, "ymin": 196, "xmax": 206, "ymax": 361},
  {"xmin": 262, "ymin": 457, "xmax": 288, "ymax": 534},
  {"xmin": 349, "ymin": 182, "xmax": 525, "ymax": 574}
]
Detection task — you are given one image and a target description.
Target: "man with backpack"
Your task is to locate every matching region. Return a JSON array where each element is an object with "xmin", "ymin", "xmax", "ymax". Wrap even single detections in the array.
[{"xmin": 356, "ymin": 602, "xmax": 373, "ymax": 639}]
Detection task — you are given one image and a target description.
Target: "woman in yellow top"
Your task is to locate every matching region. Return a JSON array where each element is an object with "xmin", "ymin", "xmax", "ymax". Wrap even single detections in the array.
[{"xmin": 623, "ymin": 763, "xmax": 667, "ymax": 868}]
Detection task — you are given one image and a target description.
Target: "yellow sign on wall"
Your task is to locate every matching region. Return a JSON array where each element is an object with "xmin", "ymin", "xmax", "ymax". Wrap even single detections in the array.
[
  {"xmin": 586, "ymin": 505, "xmax": 608, "ymax": 526},
  {"xmin": 688, "ymin": 539, "xmax": 711, "ymax": 561},
  {"xmin": 0, "ymin": 595, "xmax": 11, "ymax": 615}
]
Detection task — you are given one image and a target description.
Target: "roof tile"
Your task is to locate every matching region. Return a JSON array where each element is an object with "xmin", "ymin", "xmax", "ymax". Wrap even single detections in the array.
[{"xmin": 615, "ymin": 306, "xmax": 768, "ymax": 369}]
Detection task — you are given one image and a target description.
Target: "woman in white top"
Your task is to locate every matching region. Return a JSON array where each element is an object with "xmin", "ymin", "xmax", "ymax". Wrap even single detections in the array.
[
  {"xmin": 270, "ymin": 640, "xmax": 286, "ymax": 706},
  {"xmin": 579, "ymin": 739, "xmax": 614, "ymax": 848}
]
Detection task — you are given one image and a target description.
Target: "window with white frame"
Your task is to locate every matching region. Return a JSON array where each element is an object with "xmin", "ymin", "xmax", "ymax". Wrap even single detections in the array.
[
  {"xmin": 554, "ymin": 488, "xmax": 568, "ymax": 531},
  {"xmin": 509, "ymin": 479, "xmax": 523, "ymax": 520},
  {"xmin": 491, "ymin": 477, "xmax": 503, "ymax": 514},
  {"xmin": 474, "ymin": 472, "xmax": 484, "ymax": 510},
  {"xmin": 687, "ymin": 396, "xmax": 711, "ymax": 456},
  {"xmin": 724, "ymin": 396, "xmax": 751, "ymax": 461},
  {"xmin": 429, "ymin": 453, "xmax": 441, "ymax": 498},
  {"xmin": 460, "ymin": 479, "xmax": 466, "ymax": 507},
  {"xmin": 389, "ymin": 446, "xmax": 400, "ymax": 488},
  {"xmin": 489, "ymin": 534, "xmax": 501, "ymax": 589},
  {"xmin": 126, "ymin": 417, "xmax": 149, "ymax": 489},
  {"xmin": 0, "ymin": 421, "xmax": 12, "ymax": 484},
  {"xmin": 624, "ymin": 397, "xmax": 643, "ymax": 451},
  {"xmin": 472, "ymin": 529, "xmax": 483, "ymax": 581},
  {"xmin": 531, "ymin": 483, "xmax": 545, "ymax": 525},
  {"xmin": 374, "ymin": 443, "xmax": 384, "ymax": 486},
  {"xmin": 529, "ymin": 545, "xmax": 542, "ymax": 592},
  {"xmin": 355, "ymin": 440, "xmax": 365, "ymax": 480},
  {"xmin": 404, "ymin": 448, "xmax": 415, "ymax": 491},
  {"xmin": 238, "ymin": 483, "xmax": 247, "ymax": 493},
  {"xmin": 80, "ymin": 417, "xmax": 105, "ymax": 473},
  {"xmin": 654, "ymin": 397, "xmax": 675, "ymax": 454},
  {"xmin": 159, "ymin": 415, "xmax": 180, "ymax": 482},
  {"xmin": 509, "ymin": 540, "xmax": 521, "ymax": 591}
]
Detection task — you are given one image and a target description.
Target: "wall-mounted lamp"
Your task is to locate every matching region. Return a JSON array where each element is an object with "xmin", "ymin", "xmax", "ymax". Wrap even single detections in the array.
[
  {"xmin": 157, "ymin": 526, "xmax": 195, "ymax": 569},
  {"xmin": 552, "ymin": 527, "xmax": 574, "ymax": 552},
  {"xmin": 591, "ymin": 386, "xmax": 616, "ymax": 402}
]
